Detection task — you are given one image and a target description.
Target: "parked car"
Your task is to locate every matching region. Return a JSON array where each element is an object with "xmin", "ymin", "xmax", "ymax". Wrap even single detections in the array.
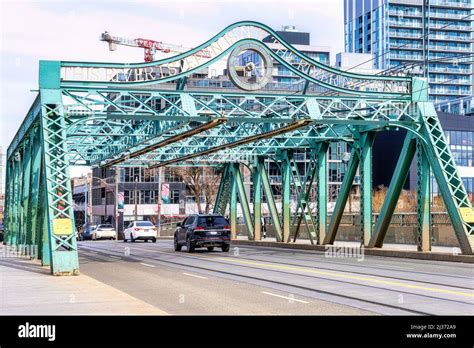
[
  {"xmin": 92, "ymin": 224, "xmax": 116, "ymax": 240},
  {"xmin": 174, "ymin": 214, "xmax": 230, "ymax": 253},
  {"xmin": 0, "ymin": 222, "xmax": 4, "ymax": 242},
  {"xmin": 81, "ymin": 224, "xmax": 97, "ymax": 241},
  {"xmin": 123, "ymin": 221, "xmax": 157, "ymax": 243}
]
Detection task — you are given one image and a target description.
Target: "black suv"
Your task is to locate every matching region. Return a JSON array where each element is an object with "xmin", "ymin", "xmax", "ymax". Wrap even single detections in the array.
[{"xmin": 174, "ymin": 214, "xmax": 231, "ymax": 253}]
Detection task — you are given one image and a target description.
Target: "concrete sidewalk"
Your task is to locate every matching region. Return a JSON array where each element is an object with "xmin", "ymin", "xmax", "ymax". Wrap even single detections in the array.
[{"xmin": 0, "ymin": 246, "xmax": 167, "ymax": 315}]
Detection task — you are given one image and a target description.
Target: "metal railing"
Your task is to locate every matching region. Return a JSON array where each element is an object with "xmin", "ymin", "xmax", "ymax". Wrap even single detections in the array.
[
  {"xmin": 430, "ymin": 34, "xmax": 473, "ymax": 42},
  {"xmin": 429, "ymin": 45, "xmax": 471, "ymax": 52},
  {"xmin": 429, "ymin": 11, "xmax": 472, "ymax": 20},
  {"xmin": 430, "ymin": 88, "xmax": 471, "ymax": 95},
  {"xmin": 430, "ymin": 23, "xmax": 471, "ymax": 30},
  {"xmin": 430, "ymin": 0, "xmax": 472, "ymax": 9},
  {"xmin": 389, "ymin": 31, "xmax": 421, "ymax": 38},
  {"xmin": 246, "ymin": 212, "xmax": 452, "ymax": 227},
  {"xmin": 429, "ymin": 66, "xmax": 471, "ymax": 74}
]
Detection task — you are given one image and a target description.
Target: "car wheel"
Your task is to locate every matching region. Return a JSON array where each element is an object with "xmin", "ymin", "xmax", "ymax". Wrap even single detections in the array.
[
  {"xmin": 130, "ymin": 233, "xmax": 135, "ymax": 243},
  {"xmin": 207, "ymin": 247, "xmax": 214, "ymax": 251},
  {"xmin": 221, "ymin": 244, "xmax": 230, "ymax": 252},
  {"xmin": 144, "ymin": 239, "xmax": 148, "ymax": 243},
  {"xmin": 152, "ymin": 238, "xmax": 157, "ymax": 243},
  {"xmin": 174, "ymin": 236, "xmax": 181, "ymax": 251},
  {"xmin": 186, "ymin": 238, "xmax": 194, "ymax": 253}
]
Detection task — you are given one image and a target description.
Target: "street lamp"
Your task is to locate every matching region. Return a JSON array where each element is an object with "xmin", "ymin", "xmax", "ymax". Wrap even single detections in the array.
[{"xmin": 134, "ymin": 176, "xmax": 138, "ymax": 221}]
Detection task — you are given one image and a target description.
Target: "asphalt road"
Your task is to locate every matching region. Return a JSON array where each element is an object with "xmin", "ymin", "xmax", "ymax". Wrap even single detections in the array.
[{"xmin": 77, "ymin": 240, "xmax": 474, "ymax": 315}]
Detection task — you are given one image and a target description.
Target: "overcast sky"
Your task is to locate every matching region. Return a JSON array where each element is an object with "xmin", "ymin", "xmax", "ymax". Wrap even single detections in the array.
[{"xmin": 0, "ymin": 0, "xmax": 344, "ymax": 178}]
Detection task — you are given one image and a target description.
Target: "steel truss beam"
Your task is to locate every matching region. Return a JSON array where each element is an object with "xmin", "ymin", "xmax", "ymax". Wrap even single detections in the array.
[
  {"xmin": 149, "ymin": 119, "xmax": 313, "ymax": 168},
  {"xmin": 57, "ymin": 88, "xmax": 415, "ymax": 166},
  {"xmin": 324, "ymin": 146, "xmax": 359, "ymax": 245}
]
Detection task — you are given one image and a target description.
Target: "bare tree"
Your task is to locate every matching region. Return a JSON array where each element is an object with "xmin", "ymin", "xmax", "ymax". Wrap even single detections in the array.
[{"xmin": 172, "ymin": 166, "xmax": 222, "ymax": 214}]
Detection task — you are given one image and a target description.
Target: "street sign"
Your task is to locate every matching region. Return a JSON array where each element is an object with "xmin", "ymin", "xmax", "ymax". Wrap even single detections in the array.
[
  {"xmin": 52, "ymin": 218, "xmax": 73, "ymax": 236},
  {"xmin": 459, "ymin": 207, "xmax": 474, "ymax": 223}
]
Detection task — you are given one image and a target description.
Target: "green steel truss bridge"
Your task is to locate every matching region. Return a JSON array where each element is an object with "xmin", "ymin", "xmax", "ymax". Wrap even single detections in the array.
[{"xmin": 4, "ymin": 21, "xmax": 474, "ymax": 275}]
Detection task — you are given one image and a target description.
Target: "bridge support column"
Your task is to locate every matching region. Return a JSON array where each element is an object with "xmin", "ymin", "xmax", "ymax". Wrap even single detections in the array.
[
  {"xmin": 324, "ymin": 146, "xmax": 359, "ymax": 245},
  {"xmin": 213, "ymin": 164, "xmax": 232, "ymax": 216},
  {"xmin": 28, "ymin": 127, "xmax": 43, "ymax": 259},
  {"xmin": 281, "ymin": 151, "xmax": 291, "ymax": 243},
  {"xmin": 39, "ymin": 63, "xmax": 80, "ymax": 274},
  {"xmin": 40, "ymin": 180, "xmax": 51, "ymax": 267},
  {"xmin": 360, "ymin": 133, "xmax": 375, "ymax": 246},
  {"xmin": 416, "ymin": 139, "xmax": 431, "ymax": 252},
  {"xmin": 4, "ymin": 159, "xmax": 13, "ymax": 245},
  {"xmin": 231, "ymin": 163, "xmax": 254, "ymax": 240},
  {"xmin": 259, "ymin": 159, "xmax": 283, "ymax": 242},
  {"xmin": 316, "ymin": 143, "xmax": 329, "ymax": 245},
  {"xmin": 253, "ymin": 158, "xmax": 262, "ymax": 241},
  {"xmin": 11, "ymin": 153, "xmax": 22, "ymax": 246},
  {"xmin": 229, "ymin": 169, "xmax": 238, "ymax": 240},
  {"xmin": 21, "ymin": 137, "xmax": 32, "ymax": 247}
]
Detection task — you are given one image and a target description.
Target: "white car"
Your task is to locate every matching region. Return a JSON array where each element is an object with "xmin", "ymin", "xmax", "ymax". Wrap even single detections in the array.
[
  {"xmin": 123, "ymin": 221, "xmax": 157, "ymax": 243},
  {"xmin": 92, "ymin": 224, "xmax": 117, "ymax": 240}
]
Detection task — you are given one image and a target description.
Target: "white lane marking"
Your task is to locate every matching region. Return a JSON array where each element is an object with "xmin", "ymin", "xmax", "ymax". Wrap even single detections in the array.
[
  {"xmin": 88, "ymin": 251, "xmax": 98, "ymax": 254},
  {"xmin": 182, "ymin": 272, "xmax": 208, "ymax": 280},
  {"xmin": 109, "ymin": 255, "xmax": 121, "ymax": 259},
  {"xmin": 140, "ymin": 263, "xmax": 155, "ymax": 268},
  {"xmin": 373, "ymin": 264, "xmax": 414, "ymax": 270},
  {"xmin": 261, "ymin": 291, "xmax": 309, "ymax": 304}
]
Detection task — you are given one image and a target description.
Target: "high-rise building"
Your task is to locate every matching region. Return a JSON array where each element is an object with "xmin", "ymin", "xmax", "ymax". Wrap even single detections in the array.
[
  {"xmin": 344, "ymin": 0, "xmax": 473, "ymax": 106},
  {"xmin": 335, "ymin": 51, "xmax": 474, "ymax": 198},
  {"xmin": 263, "ymin": 25, "xmax": 331, "ymax": 87}
]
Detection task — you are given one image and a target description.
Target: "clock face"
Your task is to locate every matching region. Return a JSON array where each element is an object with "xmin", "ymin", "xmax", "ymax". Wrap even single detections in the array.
[{"xmin": 227, "ymin": 42, "xmax": 273, "ymax": 91}]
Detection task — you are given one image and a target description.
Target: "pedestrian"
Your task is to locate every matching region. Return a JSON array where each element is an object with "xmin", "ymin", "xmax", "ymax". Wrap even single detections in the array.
[{"xmin": 261, "ymin": 216, "xmax": 267, "ymax": 239}]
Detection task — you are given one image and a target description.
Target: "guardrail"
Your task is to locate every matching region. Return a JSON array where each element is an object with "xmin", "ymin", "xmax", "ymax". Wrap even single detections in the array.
[
  {"xmin": 249, "ymin": 212, "xmax": 452, "ymax": 226},
  {"xmin": 158, "ymin": 213, "xmax": 452, "ymax": 236}
]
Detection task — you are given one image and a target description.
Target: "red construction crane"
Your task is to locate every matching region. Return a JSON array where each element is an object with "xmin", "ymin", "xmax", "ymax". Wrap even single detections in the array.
[{"xmin": 100, "ymin": 31, "xmax": 212, "ymax": 62}]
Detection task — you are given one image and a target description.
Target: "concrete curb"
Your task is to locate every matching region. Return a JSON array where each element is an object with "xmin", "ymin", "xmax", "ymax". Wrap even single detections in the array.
[{"xmin": 231, "ymin": 239, "xmax": 474, "ymax": 263}]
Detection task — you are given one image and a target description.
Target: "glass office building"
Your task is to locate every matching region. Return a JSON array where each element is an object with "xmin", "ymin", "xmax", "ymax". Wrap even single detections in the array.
[{"xmin": 344, "ymin": 0, "xmax": 473, "ymax": 106}]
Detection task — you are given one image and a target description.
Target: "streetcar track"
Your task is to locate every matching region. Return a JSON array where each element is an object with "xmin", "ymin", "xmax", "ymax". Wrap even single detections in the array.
[
  {"xmin": 79, "ymin": 247, "xmax": 431, "ymax": 315},
  {"xmin": 82, "ymin": 243, "xmax": 473, "ymax": 291},
  {"xmin": 78, "ymin": 244, "xmax": 473, "ymax": 310},
  {"xmin": 123, "ymin": 241, "xmax": 474, "ymax": 278},
  {"xmin": 232, "ymin": 246, "xmax": 474, "ymax": 275},
  {"xmin": 234, "ymin": 244, "xmax": 474, "ymax": 270}
]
